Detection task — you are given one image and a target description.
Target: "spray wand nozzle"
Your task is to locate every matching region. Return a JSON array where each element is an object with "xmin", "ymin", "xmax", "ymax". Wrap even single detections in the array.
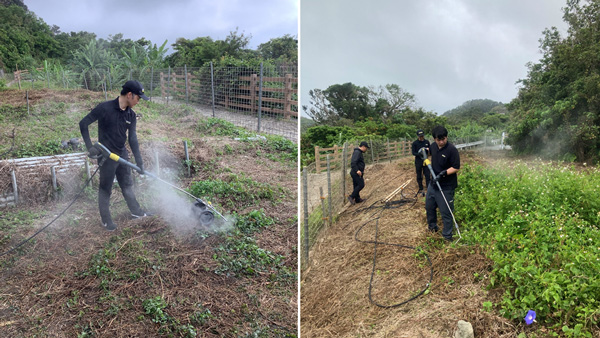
[{"xmin": 91, "ymin": 142, "xmax": 228, "ymax": 223}]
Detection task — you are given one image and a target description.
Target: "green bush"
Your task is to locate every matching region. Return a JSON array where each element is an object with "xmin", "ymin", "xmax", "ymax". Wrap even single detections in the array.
[{"xmin": 456, "ymin": 163, "xmax": 600, "ymax": 334}]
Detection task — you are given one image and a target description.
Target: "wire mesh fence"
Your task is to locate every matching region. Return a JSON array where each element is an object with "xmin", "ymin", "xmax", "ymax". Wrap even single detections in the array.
[
  {"xmin": 300, "ymin": 136, "xmax": 498, "ymax": 269},
  {"xmin": 6, "ymin": 62, "xmax": 298, "ymax": 141}
]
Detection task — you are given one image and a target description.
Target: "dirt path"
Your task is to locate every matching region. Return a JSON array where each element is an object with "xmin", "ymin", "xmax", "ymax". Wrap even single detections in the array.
[
  {"xmin": 300, "ymin": 155, "xmax": 516, "ymax": 338},
  {"xmin": 152, "ymin": 98, "xmax": 298, "ymax": 142}
]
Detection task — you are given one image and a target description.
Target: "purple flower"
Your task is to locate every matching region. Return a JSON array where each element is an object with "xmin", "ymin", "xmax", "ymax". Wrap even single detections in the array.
[{"xmin": 524, "ymin": 310, "xmax": 536, "ymax": 325}]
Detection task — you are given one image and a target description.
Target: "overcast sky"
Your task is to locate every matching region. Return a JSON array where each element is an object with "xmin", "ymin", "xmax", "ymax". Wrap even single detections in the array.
[
  {"xmin": 300, "ymin": 0, "xmax": 569, "ymax": 116},
  {"xmin": 25, "ymin": 0, "xmax": 298, "ymax": 50}
]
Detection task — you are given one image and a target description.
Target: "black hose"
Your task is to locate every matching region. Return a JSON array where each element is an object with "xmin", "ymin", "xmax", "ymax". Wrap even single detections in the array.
[
  {"xmin": 0, "ymin": 158, "xmax": 104, "ymax": 258},
  {"xmin": 352, "ymin": 192, "xmax": 433, "ymax": 308}
]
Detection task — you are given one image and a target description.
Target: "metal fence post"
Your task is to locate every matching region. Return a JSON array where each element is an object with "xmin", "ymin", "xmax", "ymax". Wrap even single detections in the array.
[
  {"xmin": 302, "ymin": 167, "xmax": 309, "ymax": 266},
  {"xmin": 155, "ymin": 151, "xmax": 160, "ymax": 177},
  {"xmin": 320, "ymin": 187, "xmax": 327, "ymax": 226},
  {"xmin": 326, "ymin": 155, "xmax": 333, "ymax": 226},
  {"xmin": 370, "ymin": 138, "xmax": 375, "ymax": 163},
  {"xmin": 184, "ymin": 64, "xmax": 189, "ymax": 104},
  {"xmin": 167, "ymin": 66, "xmax": 171, "ymax": 105},
  {"xmin": 85, "ymin": 159, "xmax": 91, "ymax": 183},
  {"xmin": 210, "ymin": 62, "xmax": 216, "ymax": 118},
  {"xmin": 387, "ymin": 138, "xmax": 392, "ymax": 163},
  {"xmin": 150, "ymin": 67, "xmax": 154, "ymax": 101},
  {"xmin": 83, "ymin": 72, "xmax": 88, "ymax": 90},
  {"xmin": 342, "ymin": 142, "xmax": 347, "ymax": 200},
  {"xmin": 184, "ymin": 141, "xmax": 190, "ymax": 177},
  {"xmin": 11, "ymin": 170, "xmax": 18, "ymax": 205},
  {"xmin": 51, "ymin": 166, "xmax": 57, "ymax": 198},
  {"xmin": 257, "ymin": 62, "xmax": 263, "ymax": 133},
  {"xmin": 26, "ymin": 90, "xmax": 30, "ymax": 115}
]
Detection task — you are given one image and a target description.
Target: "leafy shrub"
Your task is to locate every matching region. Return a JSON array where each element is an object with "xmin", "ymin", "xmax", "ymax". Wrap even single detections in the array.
[{"xmin": 456, "ymin": 162, "xmax": 600, "ymax": 334}]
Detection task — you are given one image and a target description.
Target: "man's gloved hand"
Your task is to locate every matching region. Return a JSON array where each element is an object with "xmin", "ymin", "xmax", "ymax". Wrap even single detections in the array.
[
  {"xmin": 432, "ymin": 169, "xmax": 447, "ymax": 184},
  {"xmin": 138, "ymin": 164, "xmax": 145, "ymax": 175},
  {"xmin": 88, "ymin": 146, "xmax": 101, "ymax": 159}
]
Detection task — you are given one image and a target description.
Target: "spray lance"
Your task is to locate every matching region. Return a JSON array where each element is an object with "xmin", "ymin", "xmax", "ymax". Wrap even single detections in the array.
[
  {"xmin": 91, "ymin": 142, "xmax": 227, "ymax": 225},
  {"xmin": 417, "ymin": 147, "xmax": 462, "ymax": 241}
]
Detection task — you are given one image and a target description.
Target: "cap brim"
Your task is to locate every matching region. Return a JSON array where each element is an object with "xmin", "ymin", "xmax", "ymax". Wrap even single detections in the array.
[{"xmin": 139, "ymin": 94, "xmax": 150, "ymax": 101}]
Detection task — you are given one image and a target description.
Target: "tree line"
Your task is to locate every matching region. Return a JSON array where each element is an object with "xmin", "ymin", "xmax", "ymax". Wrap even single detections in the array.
[
  {"xmin": 0, "ymin": 2, "xmax": 297, "ymax": 83},
  {"xmin": 300, "ymin": 82, "xmax": 507, "ymax": 166},
  {"xmin": 302, "ymin": 0, "xmax": 600, "ymax": 164}
]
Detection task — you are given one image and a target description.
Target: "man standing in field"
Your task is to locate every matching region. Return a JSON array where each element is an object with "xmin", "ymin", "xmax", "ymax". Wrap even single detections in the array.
[
  {"xmin": 348, "ymin": 141, "xmax": 369, "ymax": 205},
  {"xmin": 411, "ymin": 129, "xmax": 430, "ymax": 196},
  {"xmin": 426, "ymin": 126, "xmax": 460, "ymax": 241},
  {"xmin": 79, "ymin": 80, "xmax": 151, "ymax": 231}
]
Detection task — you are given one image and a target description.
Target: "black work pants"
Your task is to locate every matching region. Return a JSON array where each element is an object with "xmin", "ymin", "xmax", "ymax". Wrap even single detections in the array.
[
  {"xmin": 415, "ymin": 159, "xmax": 430, "ymax": 190},
  {"xmin": 98, "ymin": 154, "xmax": 141, "ymax": 224},
  {"xmin": 425, "ymin": 183, "xmax": 455, "ymax": 240},
  {"xmin": 350, "ymin": 171, "xmax": 365, "ymax": 201}
]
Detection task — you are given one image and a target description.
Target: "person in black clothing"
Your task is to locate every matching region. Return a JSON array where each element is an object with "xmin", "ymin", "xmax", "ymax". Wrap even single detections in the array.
[
  {"xmin": 348, "ymin": 141, "xmax": 369, "ymax": 205},
  {"xmin": 425, "ymin": 125, "xmax": 460, "ymax": 241},
  {"xmin": 411, "ymin": 129, "xmax": 431, "ymax": 195},
  {"xmin": 80, "ymin": 80, "xmax": 151, "ymax": 231}
]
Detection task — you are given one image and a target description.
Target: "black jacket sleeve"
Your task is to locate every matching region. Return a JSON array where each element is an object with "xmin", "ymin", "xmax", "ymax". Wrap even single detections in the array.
[
  {"xmin": 128, "ymin": 112, "xmax": 143, "ymax": 167},
  {"xmin": 412, "ymin": 140, "xmax": 419, "ymax": 156},
  {"xmin": 79, "ymin": 108, "xmax": 100, "ymax": 150}
]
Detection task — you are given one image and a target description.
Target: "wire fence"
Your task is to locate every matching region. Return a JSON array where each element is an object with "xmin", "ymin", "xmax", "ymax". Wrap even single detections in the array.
[
  {"xmin": 299, "ymin": 136, "xmax": 499, "ymax": 269},
  {"xmin": 6, "ymin": 62, "xmax": 298, "ymax": 141}
]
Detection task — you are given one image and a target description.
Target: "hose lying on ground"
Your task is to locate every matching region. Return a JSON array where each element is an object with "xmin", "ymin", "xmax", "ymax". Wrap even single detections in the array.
[{"xmin": 350, "ymin": 191, "xmax": 434, "ymax": 308}]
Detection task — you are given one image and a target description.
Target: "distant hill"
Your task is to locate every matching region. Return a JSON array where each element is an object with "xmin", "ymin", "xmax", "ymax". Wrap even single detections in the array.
[
  {"xmin": 443, "ymin": 99, "xmax": 507, "ymax": 125},
  {"xmin": 301, "ymin": 116, "xmax": 316, "ymax": 134}
]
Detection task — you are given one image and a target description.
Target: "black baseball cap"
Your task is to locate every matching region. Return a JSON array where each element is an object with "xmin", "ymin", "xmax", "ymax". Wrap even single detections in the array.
[
  {"xmin": 417, "ymin": 129, "xmax": 424, "ymax": 136},
  {"xmin": 122, "ymin": 80, "xmax": 149, "ymax": 100},
  {"xmin": 359, "ymin": 141, "xmax": 370, "ymax": 148}
]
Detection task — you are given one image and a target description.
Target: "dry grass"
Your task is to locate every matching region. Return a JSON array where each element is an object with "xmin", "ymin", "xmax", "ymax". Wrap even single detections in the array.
[{"xmin": 301, "ymin": 155, "xmax": 525, "ymax": 338}]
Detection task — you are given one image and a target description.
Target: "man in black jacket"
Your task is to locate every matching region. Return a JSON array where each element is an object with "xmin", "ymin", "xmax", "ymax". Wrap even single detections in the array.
[
  {"xmin": 411, "ymin": 129, "xmax": 430, "ymax": 195},
  {"xmin": 348, "ymin": 141, "xmax": 369, "ymax": 205},
  {"xmin": 80, "ymin": 80, "xmax": 151, "ymax": 231},
  {"xmin": 425, "ymin": 125, "xmax": 460, "ymax": 241}
]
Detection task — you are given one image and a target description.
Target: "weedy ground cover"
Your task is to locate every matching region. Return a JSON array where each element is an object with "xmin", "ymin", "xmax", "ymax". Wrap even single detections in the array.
[{"xmin": 456, "ymin": 161, "xmax": 600, "ymax": 336}]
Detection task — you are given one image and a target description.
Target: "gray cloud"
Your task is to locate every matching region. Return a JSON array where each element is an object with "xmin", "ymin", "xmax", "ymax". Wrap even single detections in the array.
[
  {"xmin": 26, "ymin": 0, "xmax": 298, "ymax": 49},
  {"xmin": 300, "ymin": 0, "xmax": 568, "ymax": 115}
]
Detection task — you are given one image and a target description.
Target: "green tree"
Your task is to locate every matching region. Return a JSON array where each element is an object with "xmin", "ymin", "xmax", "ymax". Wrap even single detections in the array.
[
  {"xmin": 258, "ymin": 34, "xmax": 297, "ymax": 61},
  {"xmin": 508, "ymin": 0, "xmax": 600, "ymax": 161},
  {"xmin": 71, "ymin": 39, "xmax": 114, "ymax": 90},
  {"xmin": 0, "ymin": 4, "xmax": 60, "ymax": 70},
  {"xmin": 166, "ymin": 28, "xmax": 254, "ymax": 68},
  {"xmin": 304, "ymin": 82, "xmax": 373, "ymax": 124}
]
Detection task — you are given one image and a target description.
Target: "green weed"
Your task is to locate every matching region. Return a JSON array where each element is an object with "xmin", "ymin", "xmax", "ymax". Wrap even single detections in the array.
[
  {"xmin": 214, "ymin": 234, "xmax": 284, "ymax": 277},
  {"xmin": 456, "ymin": 162, "xmax": 600, "ymax": 334},
  {"xmin": 196, "ymin": 117, "xmax": 250, "ymax": 137},
  {"xmin": 188, "ymin": 173, "xmax": 286, "ymax": 207}
]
